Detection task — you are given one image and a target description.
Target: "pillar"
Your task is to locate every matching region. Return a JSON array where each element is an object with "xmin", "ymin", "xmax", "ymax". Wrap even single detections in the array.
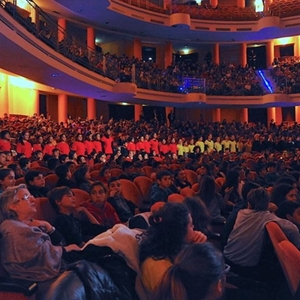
[
  {"xmin": 266, "ymin": 40, "xmax": 274, "ymax": 68},
  {"xmin": 264, "ymin": 0, "xmax": 273, "ymax": 12},
  {"xmin": 87, "ymin": 27, "xmax": 95, "ymax": 50},
  {"xmin": 0, "ymin": 74, "xmax": 9, "ymax": 115},
  {"xmin": 241, "ymin": 108, "xmax": 248, "ymax": 123},
  {"xmin": 164, "ymin": 42, "xmax": 173, "ymax": 68},
  {"xmin": 295, "ymin": 106, "xmax": 300, "ymax": 124},
  {"xmin": 212, "ymin": 108, "xmax": 221, "ymax": 122},
  {"xmin": 295, "ymin": 36, "xmax": 300, "ymax": 57},
  {"xmin": 210, "ymin": 0, "xmax": 218, "ymax": 8},
  {"xmin": 165, "ymin": 107, "xmax": 173, "ymax": 126},
  {"xmin": 58, "ymin": 94, "xmax": 67, "ymax": 123},
  {"xmin": 87, "ymin": 98, "xmax": 96, "ymax": 120},
  {"xmin": 134, "ymin": 104, "xmax": 143, "ymax": 121},
  {"xmin": 213, "ymin": 43, "xmax": 220, "ymax": 65},
  {"xmin": 241, "ymin": 43, "xmax": 247, "ymax": 67},
  {"xmin": 275, "ymin": 107, "xmax": 282, "ymax": 125},
  {"xmin": 237, "ymin": 0, "xmax": 245, "ymax": 8},
  {"xmin": 133, "ymin": 38, "xmax": 142, "ymax": 60},
  {"xmin": 33, "ymin": 89, "xmax": 39, "ymax": 115},
  {"xmin": 267, "ymin": 107, "xmax": 276, "ymax": 128},
  {"xmin": 58, "ymin": 18, "xmax": 66, "ymax": 43},
  {"xmin": 164, "ymin": 0, "xmax": 171, "ymax": 12}
]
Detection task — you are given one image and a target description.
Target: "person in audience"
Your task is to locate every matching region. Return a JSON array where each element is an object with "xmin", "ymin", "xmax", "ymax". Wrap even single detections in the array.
[
  {"xmin": 81, "ymin": 181, "xmax": 120, "ymax": 228},
  {"xmin": 0, "ymin": 184, "xmax": 80, "ymax": 282},
  {"xmin": 271, "ymin": 183, "xmax": 298, "ymax": 207},
  {"xmin": 277, "ymin": 201, "xmax": 300, "ymax": 231},
  {"xmin": 48, "ymin": 186, "xmax": 106, "ymax": 247},
  {"xmin": 150, "ymin": 170, "xmax": 174, "ymax": 204},
  {"xmin": 139, "ymin": 202, "xmax": 207, "ymax": 297},
  {"xmin": 55, "ymin": 164, "xmax": 76, "ymax": 188},
  {"xmin": 107, "ymin": 176, "xmax": 138, "ymax": 222},
  {"xmin": 25, "ymin": 170, "xmax": 49, "ymax": 198},
  {"xmin": 0, "ymin": 168, "xmax": 15, "ymax": 194},
  {"xmin": 98, "ymin": 165, "xmax": 112, "ymax": 184},
  {"xmin": 224, "ymin": 187, "xmax": 300, "ymax": 279},
  {"xmin": 119, "ymin": 160, "xmax": 135, "ymax": 181},
  {"xmin": 16, "ymin": 131, "xmax": 32, "ymax": 158},
  {"xmin": 72, "ymin": 133, "xmax": 86, "ymax": 156},
  {"xmin": 0, "ymin": 130, "xmax": 11, "ymax": 152},
  {"xmin": 56, "ymin": 134, "xmax": 70, "ymax": 155},
  {"xmin": 72, "ymin": 164, "xmax": 93, "ymax": 193},
  {"xmin": 153, "ymin": 243, "xmax": 225, "ymax": 300},
  {"xmin": 7, "ymin": 163, "xmax": 23, "ymax": 179},
  {"xmin": 174, "ymin": 169, "xmax": 191, "ymax": 190}
]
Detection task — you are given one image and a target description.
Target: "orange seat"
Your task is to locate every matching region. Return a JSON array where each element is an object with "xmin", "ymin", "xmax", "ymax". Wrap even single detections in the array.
[
  {"xmin": 44, "ymin": 173, "xmax": 59, "ymax": 190},
  {"xmin": 93, "ymin": 163, "xmax": 104, "ymax": 170},
  {"xmin": 119, "ymin": 179, "xmax": 142, "ymax": 207},
  {"xmin": 34, "ymin": 197, "xmax": 57, "ymax": 225},
  {"xmin": 192, "ymin": 183, "xmax": 199, "ymax": 193},
  {"xmin": 142, "ymin": 166, "xmax": 153, "ymax": 178},
  {"xmin": 169, "ymin": 164, "xmax": 180, "ymax": 171},
  {"xmin": 29, "ymin": 166, "xmax": 49, "ymax": 176},
  {"xmin": 30, "ymin": 161, "xmax": 40, "ymax": 168},
  {"xmin": 110, "ymin": 168, "xmax": 123, "ymax": 178},
  {"xmin": 90, "ymin": 170, "xmax": 101, "ymax": 181},
  {"xmin": 15, "ymin": 177, "xmax": 25, "ymax": 185},
  {"xmin": 215, "ymin": 177, "xmax": 225, "ymax": 187},
  {"xmin": 168, "ymin": 193, "xmax": 184, "ymax": 203},
  {"xmin": 71, "ymin": 188, "xmax": 90, "ymax": 206},
  {"xmin": 180, "ymin": 187, "xmax": 195, "ymax": 198},
  {"xmin": 184, "ymin": 169, "xmax": 198, "ymax": 185},
  {"xmin": 133, "ymin": 176, "xmax": 153, "ymax": 203}
]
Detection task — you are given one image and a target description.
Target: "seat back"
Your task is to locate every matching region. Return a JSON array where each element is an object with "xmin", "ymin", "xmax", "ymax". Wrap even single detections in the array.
[
  {"xmin": 168, "ymin": 193, "xmax": 184, "ymax": 203},
  {"xmin": 133, "ymin": 176, "xmax": 153, "ymax": 203},
  {"xmin": 29, "ymin": 167, "xmax": 49, "ymax": 176},
  {"xmin": 90, "ymin": 170, "xmax": 100, "ymax": 181},
  {"xmin": 184, "ymin": 169, "xmax": 198, "ymax": 185},
  {"xmin": 110, "ymin": 168, "xmax": 123, "ymax": 178},
  {"xmin": 142, "ymin": 166, "xmax": 153, "ymax": 178},
  {"xmin": 266, "ymin": 222, "xmax": 300, "ymax": 296},
  {"xmin": 180, "ymin": 187, "xmax": 195, "ymax": 198},
  {"xmin": 119, "ymin": 179, "xmax": 142, "ymax": 207},
  {"xmin": 44, "ymin": 174, "xmax": 59, "ymax": 190},
  {"xmin": 34, "ymin": 197, "xmax": 57, "ymax": 225},
  {"xmin": 71, "ymin": 189, "xmax": 91, "ymax": 207}
]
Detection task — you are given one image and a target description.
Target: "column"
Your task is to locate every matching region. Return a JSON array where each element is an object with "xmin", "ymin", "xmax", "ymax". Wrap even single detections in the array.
[
  {"xmin": 133, "ymin": 38, "xmax": 142, "ymax": 60},
  {"xmin": 241, "ymin": 108, "xmax": 248, "ymax": 123},
  {"xmin": 210, "ymin": 0, "xmax": 218, "ymax": 8},
  {"xmin": 212, "ymin": 108, "xmax": 221, "ymax": 122},
  {"xmin": 87, "ymin": 97, "xmax": 95, "ymax": 120},
  {"xmin": 87, "ymin": 27, "xmax": 95, "ymax": 50},
  {"xmin": 267, "ymin": 107, "xmax": 276, "ymax": 128},
  {"xmin": 164, "ymin": 0, "xmax": 172, "ymax": 12},
  {"xmin": 0, "ymin": 74, "xmax": 9, "ymax": 115},
  {"xmin": 134, "ymin": 104, "xmax": 142, "ymax": 121},
  {"xmin": 266, "ymin": 40, "xmax": 274, "ymax": 68},
  {"xmin": 33, "ymin": 89, "xmax": 39, "ymax": 115},
  {"xmin": 241, "ymin": 43, "xmax": 247, "ymax": 67},
  {"xmin": 165, "ymin": 106, "xmax": 172, "ymax": 126},
  {"xmin": 237, "ymin": 0, "xmax": 245, "ymax": 8},
  {"xmin": 58, "ymin": 18, "xmax": 66, "ymax": 43},
  {"xmin": 295, "ymin": 106, "xmax": 300, "ymax": 124},
  {"xmin": 264, "ymin": 0, "xmax": 273, "ymax": 12},
  {"xmin": 275, "ymin": 107, "xmax": 282, "ymax": 125},
  {"xmin": 58, "ymin": 94, "xmax": 67, "ymax": 124},
  {"xmin": 213, "ymin": 43, "xmax": 220, "ymax": 65},
  {"xmin": 294, "ymin": 36, "xmax": 300, "ymax": 57},
  {"xmin": 164, "ymin": 42, "xmax": 173, "ymax": 68}
]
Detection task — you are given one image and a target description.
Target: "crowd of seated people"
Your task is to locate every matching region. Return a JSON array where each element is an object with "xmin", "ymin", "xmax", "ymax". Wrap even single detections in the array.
[
  {"xmin": 1, "ymin": 113, "xmax": 300, "ymax": 298},
  {"xmin": 270, "ymin": 56, "xmax": 300, "ymax": 94},
  {"xmin": 269, "ymin": 0, "xmax": 300, "ymax": 18},
  {"xmin": 1, "ymin": 2, "xmax": 265, "ymax": 96}
]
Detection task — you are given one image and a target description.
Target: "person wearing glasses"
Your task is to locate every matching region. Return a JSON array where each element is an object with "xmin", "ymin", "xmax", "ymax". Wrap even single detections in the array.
[{"xmin": 0, "ymin": 184, "xmax": 80, "ymax": 283}]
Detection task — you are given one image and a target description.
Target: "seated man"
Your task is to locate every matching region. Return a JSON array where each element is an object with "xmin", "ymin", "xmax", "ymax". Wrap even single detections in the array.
[
  {"xmin": 150, "ymin": 170, "xmax": 173, "ymax": 204},
  {"xmin": 107, "ymin": 177, "xmax": 138, "ymax": 223},
  {"xmin": 224, "ymin": 187, "xmax": 300, "ymax": 278},
  {"xmin": 25, "ymin": 170, "xmax": 49, "ymax": 198}
]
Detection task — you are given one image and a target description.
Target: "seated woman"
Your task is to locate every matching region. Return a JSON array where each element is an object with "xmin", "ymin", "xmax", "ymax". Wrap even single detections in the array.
[
  {"xmin": 72, "ymin": 164, "xmax": 93, "ymax": 193},
  {"xmin": 48, "ymin": 186, "xmax": 107, "ymax": 247},
  {"xmin": 0, "ymin": 184, "xmax": 80, "ymax": 282},
  {"xmin": 153, "ymin": 243, "xmax": 225, "ymax": 300},
  {"xmin": 138, "ymin": 202, "xmax": 207, "ymax": 298},
  {"xmin": 80, "ymin": 181, "xmax": 121, "ymax": 228},
  {"xmin": 0, "ymin": 168, "xmax": 16, "ymax": 194},
  {"xmin": 173, "ymin": 169, "xmax": 191, "ymax": 190}
]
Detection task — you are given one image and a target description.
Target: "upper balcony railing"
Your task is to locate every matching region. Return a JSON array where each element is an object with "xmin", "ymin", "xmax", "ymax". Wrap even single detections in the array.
[
  {"xmin": 119, "ymin": 0, "xmax": 300, "ymax": 20},
  {"xmin": 0, "ymin": 0, "xmax": 268, "ymax": 97}
]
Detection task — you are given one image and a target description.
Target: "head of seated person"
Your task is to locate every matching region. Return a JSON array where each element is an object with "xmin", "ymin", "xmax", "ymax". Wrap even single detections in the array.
[
  {"xmin": 156, "ymin": 170, "xmax": 172, "ymax": 190},
  {"xmin": 0, "ymin": 168, "xmax": 15, "ymax": 194},
  {"xmin": 55, "ymin": 164, "xmax": 71, "ymax": 180},
  {"xmin": 48, "ymin": 186, "xmax": 75, "ymax": 215},
  {"xmin": 153, "ymin": 243, "xmax": 225, "ymax": 300},
  {"xmin": 277, "ymin": 201, "xmax": 300, "ymax": 230},
  {"xmin": 47, "ymin": 157, "xmax": 59, "ymax": 172},
  {"xmin": 25, "ymin": 170, "xmax": 48, "ymax": 197},
  {"xmin": 107, "ymin": 176, "xmax": 122, "ymax": 198},
  {"xmin": 247, "ymin": 187, "xmax": 270, "ymax": 211},
  {"xmin": 19, "ymin": 157, "xmax": 30, "ymax": 171}
]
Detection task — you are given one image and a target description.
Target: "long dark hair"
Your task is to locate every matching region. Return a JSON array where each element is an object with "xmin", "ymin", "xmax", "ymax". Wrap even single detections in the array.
[{"xmin": 139, "ymin": 202, "xmax": 190, "ymax": 264}]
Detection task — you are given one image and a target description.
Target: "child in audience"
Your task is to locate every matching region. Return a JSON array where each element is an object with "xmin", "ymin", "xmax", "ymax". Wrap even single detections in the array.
[
  {"xmin": 48, "ymin": 186, "xmax": 107, "ymax": 247},
  {"xmin": 150, "ymin": 170, "xmax": 173, "ymax": 204},
  {"xmin": 25, "ymin": 170, "xmax": 49, "ymax": 197},
  {"xmin": 107, "ymin": 176, "xmax": 138, "ymax": 222},
  {"xmin": 81, "ymin": 181, "xmax": 121, "ymax": 228}
]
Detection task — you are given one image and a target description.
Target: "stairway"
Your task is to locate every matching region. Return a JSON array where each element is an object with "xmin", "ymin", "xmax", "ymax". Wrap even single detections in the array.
[{"xmin": 256, "ymin": 69, "xmax": 278, "ymax": 94}]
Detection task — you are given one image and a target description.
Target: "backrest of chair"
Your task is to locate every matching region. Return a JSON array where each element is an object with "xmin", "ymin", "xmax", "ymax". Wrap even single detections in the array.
[
  {"xmin": 215, "ymin": 177, "xmax": 225, "ymax": 187},
  {"xmin": 119, "ymin": 179, "xmax": 142, "ymax": 207},
  {"xmin": 168, "ymin": 193, "xmax": 184, "ymax": 203},
  {"xmin": 142, "ymin": 166, "xmax": 153, "ymax": 178},
  {"xmin": 266, "ymin": 221, "xmax": 288, "ymax": 245},
  {"xmin": 34, "ymin": 197, "xmax": 57, "ymax": 225},
  {"xmin": 110, "ymin": 168, "xmax": 123, "ymax": 178},
  {"xmin": 191, "ymin": 183, "xmax": 199, "ymax": 193},
  {"xmin": 44, "ymin": 174, "xmax": 59, "ymax": 190},
  {"xmin": 15, "ymin": 177, "xmax": 25, "ymax": 185},
  {"xmin": 133, "ymin": 176, "xmax": 153, "ymax": 202},
  {"xmin": 71, "ymin": 189, "xmax": 91, "ymax": 207},
  {"xmin": 184, "ymin": 169, "xmax": 198, "ymax": 185},
  {"xmin": 30, "ymin": 166, "xmax": 49, "ymax": 176},
  {"xmin": 90, "ymin": 170, "xmax": 100, "ymax": 181},
  {"xmin": 93, "ymin": 163, "xmax": 103, "ymax": 171},
  {"xmin": 180, "ymin": 187, "xmax": 195, "ymax": 198}
]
